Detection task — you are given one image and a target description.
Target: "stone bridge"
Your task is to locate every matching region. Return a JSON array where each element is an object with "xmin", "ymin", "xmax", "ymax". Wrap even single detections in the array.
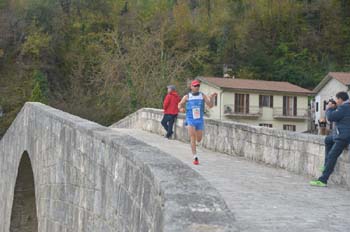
[
  {"xmin": 0, "ymin": 103, "xmax": 235, "ymax": 232},
  {"xmin": 1, "ymin": 103, "xmax": 350, "ymax": 232}
]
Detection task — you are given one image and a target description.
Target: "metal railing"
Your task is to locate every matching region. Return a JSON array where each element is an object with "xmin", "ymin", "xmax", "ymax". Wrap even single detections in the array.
[
  {"xmin": 224, "ymin": 105, "xmax": 262, "ymax": 117},
  {"xmin": 273, "ymin": 107, "xmax": 309, "ymax": 119}
]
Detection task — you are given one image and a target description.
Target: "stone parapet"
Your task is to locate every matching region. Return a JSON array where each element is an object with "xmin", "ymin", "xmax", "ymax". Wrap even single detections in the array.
[{"xmin": 112, "ymin": 108, "xmax": 350, "ymax": 189}]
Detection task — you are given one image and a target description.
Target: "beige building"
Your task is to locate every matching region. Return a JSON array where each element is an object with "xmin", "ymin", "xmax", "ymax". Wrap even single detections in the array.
[
  {"xmin": 313, "ymin": 72, "xmax": 350, "ymax": 124},
  {"xmin": 198, "ymin": 76, "xmax": 312, "ymax": 132}
]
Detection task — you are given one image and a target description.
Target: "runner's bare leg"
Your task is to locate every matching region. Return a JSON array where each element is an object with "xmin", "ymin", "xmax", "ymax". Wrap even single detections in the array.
[
  {"xmin": 196, "ymin": 130, "xmax": 203, "ymax": 144},
  {"xmin": 188, "ymin": 126, "xmax": 197, "ymax": 155}
]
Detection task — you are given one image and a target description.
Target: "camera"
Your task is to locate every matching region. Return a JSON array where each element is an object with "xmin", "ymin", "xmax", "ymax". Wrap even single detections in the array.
[{"xmin": 328, "ymin": 98, "xmax": 336, "ymax": 105}]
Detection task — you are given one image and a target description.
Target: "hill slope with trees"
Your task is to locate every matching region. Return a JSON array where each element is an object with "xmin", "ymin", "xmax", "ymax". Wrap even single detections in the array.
[{"xmin": 1, "ymin": 0, "xmax": 350, "ymax": 136}]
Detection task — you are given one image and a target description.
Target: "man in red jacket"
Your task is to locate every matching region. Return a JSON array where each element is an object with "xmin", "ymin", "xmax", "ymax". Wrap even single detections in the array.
[{"xmin": 162, "ymin": 85, "xmax": 181, "ymax": 139}]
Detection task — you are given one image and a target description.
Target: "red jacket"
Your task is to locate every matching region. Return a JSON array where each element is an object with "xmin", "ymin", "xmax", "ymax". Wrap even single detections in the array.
[{"xmin": 163, "ymin": 91, "xmax": 180, "ymax": 115}]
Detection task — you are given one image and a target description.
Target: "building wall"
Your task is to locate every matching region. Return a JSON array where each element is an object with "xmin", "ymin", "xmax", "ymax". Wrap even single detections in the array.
[
  {"xmin": 271, "ymin": 95, "xmax": 309, "ymax": 132},
  {"xmin": 199, "ymin": 83, "xmax": 222, "ymax": 119},
  {"xmin": 315, "ymin": 95, "xmax": 321, "ymax": 123},
  {"xmin": 200, "ymin": 83, "xmax": 309, "ymax": 132},
  {"xmin": 315, "ymin": 78, "xmax": 348, "ymax": 123}
]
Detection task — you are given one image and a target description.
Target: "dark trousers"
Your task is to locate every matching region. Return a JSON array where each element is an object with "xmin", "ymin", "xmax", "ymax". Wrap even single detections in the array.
[
  {"xmin": 161, "ymin": 114, "xmax": 177, "ymax": 138},
  {"xmin": 319, "ymin": 135, "xmax": 348, "ymax": 183}
]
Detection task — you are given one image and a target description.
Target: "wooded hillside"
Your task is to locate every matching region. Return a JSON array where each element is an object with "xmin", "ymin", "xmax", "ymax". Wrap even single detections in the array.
[{"xmin": 1, "ymin": 0, "xmax": 350, "ymax": 136}]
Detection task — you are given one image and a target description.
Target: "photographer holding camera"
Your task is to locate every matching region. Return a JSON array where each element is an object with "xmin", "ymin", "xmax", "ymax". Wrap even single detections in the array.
[{"xmin": 310, "ymin": 91, "xmax": 350, "ymax": 187}]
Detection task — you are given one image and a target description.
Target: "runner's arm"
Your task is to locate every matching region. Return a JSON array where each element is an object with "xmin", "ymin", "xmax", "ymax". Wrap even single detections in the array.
[
  {"xmin": 178, "ymin": 95, "xmax": 188, "ymax": 113},
  {"xmin": 203, "ymin": 93, "xmax": 217, "ymax": 108}
]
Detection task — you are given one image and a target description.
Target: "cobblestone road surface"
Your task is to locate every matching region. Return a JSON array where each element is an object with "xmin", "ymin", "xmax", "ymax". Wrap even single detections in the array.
[{"xmin": 114, "ymin": 128, "xmax": 350, "ymax": 232}]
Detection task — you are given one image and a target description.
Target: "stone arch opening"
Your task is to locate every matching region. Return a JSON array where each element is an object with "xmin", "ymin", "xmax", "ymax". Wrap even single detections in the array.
[{"xmin": 10, "ymin": 151, "xmax": 38, "ymax": 232}]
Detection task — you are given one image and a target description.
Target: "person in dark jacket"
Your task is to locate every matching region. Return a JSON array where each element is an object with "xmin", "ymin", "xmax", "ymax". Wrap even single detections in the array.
[
  {"xmin": 310, "ymin": 91, "xmax": 350, "ymax": 187},
  {"xmin": 161, "ymin": 85, "xmax": 180, "ymax": 139}
]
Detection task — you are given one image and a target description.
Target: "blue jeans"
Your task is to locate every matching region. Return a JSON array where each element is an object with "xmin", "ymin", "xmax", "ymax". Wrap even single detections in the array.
[
  {"xmin": 319, "ymin": 135, "xmax": 348, "ymax": 183},
  {"xmin": 161, "ymin": 114, "xmax": 177, "ymax": 138}
]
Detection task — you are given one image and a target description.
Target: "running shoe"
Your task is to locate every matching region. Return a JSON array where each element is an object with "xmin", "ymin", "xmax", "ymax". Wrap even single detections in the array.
[
  {"xmin": 309, "ymin": 180, "xmax": 327, "ymax": 187},
  {"xmin": 193, "ymin": 157, "xmax": 199, "ymax": 165}
]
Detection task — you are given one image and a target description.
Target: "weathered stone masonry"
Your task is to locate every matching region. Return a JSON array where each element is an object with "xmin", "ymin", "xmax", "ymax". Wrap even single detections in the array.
[
  {"xmin": 113, "ymin": 108, "xmax": 350, "ymax": 189},
  {"xmin": 0, "ymin": 103, "xmax": 237, "ymax": 232}
]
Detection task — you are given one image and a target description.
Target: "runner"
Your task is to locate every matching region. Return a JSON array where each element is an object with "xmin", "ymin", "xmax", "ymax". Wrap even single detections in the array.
[{"xmin": 178, "ymin": 80, "xmax": 217, "ymax": 165}]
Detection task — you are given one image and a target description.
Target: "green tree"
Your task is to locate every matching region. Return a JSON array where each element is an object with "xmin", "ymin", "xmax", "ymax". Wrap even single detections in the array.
[{"xmin": 30, "ymin": 70, "xmax": 48, "ymax": 104}]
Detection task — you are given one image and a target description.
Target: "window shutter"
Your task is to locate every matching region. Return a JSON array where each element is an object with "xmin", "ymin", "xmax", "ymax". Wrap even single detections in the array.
[
  {"xmin": 283, "ymin": 96, "xmax": 287, "ymax": 115},
  {"xmin": 259, "ymin": 95, "xmax": 262, "ymax": 107},
  {"xmin": 246, "ymin": 94, "xmax": 249, "ymax": 113},
  {"xmin": 234, "ymin": 94, "xmax": 238, "ymax": 112},
  {"xmin": 270, "ymin": 96, "xmax": 273, "ymax": 108}
]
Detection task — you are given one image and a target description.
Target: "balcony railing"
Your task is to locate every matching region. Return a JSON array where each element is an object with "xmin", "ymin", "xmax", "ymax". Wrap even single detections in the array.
[
  {"xmin": 273, "ymin": 107, "xmax": 309, "ymax": 120},
  {"xmin": 224, "ymin": 105, "xmax": 262, "ymax": 118}
]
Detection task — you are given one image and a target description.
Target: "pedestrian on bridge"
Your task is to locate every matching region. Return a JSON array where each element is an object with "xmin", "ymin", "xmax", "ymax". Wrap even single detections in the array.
[
  {"xmin": 178, "ymin": 80, "xmax": 217, "ymax": 165},
  {"xmin": 161, "ymin": 85, "xmax": 181, "ymax": 139},
  {"xmin": 310, "ymin": 91, "xmax": 350, "ymax": 187}
]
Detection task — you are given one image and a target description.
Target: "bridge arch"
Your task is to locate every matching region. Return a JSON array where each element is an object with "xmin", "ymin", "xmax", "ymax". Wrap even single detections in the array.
[{"xmin": 10, "ymin": 151, "xmax": 38, "ymax": 232}]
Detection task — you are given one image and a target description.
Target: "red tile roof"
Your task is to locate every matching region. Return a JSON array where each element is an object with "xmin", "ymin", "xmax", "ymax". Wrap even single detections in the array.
[
  {"xmin": 199, "ymin": 77, "xmax": 312, "ymax": 95},
  {"xmin": 328, "ymin": 72, "xmax": 350, "ymax": 85},
  {"xmin": 313, "ymin": 72, "xmax": 350, "ymax": 93}
]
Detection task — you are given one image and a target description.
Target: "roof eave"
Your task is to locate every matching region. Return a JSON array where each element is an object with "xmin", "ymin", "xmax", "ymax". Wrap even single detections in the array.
[
  {"xmin": 220, "ymin": 87, "xmax": 313, "ymax": 96},
  {"xmin": 197, "ymin": 76, "xmax": 222, "ymax": 90},
  {"xmin": 313, "ymin": 73, "xmax": 332, "ymax": 93},
  {"xmin": 198, "ymin": 76, "xmax": 313, "ymax": 95}
]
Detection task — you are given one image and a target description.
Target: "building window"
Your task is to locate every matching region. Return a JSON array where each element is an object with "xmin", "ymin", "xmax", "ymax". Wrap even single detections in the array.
[
  {"xmin": 283, "ymin": 96, "xmax": 297, "ymax": 116},
  {"xmin": 235, "ymin": 94, "xmax": 249, "ymax": 113},
  {"xmin": 213, "ymin": 95, "xmax": 218, "ymax": 106},
  {"xmin": 259, "ymin": 123, "xmax": 272, "ymax": 128},
  {"xmin": 259, "ymin": 95, "xmax": 273, "ymax": 107},
  {"xmin": 283, "ymin": 124, "xmax": 296, "ymax": 131},
  {"xmin": 323, "ymin": 100, "xmax": 327, "ymax": 111},
  {"xmin": 316, "ymin": 102, "xmax": 319, "ymax": 112}
]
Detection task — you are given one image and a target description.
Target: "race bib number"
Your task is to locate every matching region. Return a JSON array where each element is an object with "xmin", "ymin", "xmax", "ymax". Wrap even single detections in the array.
[{"xmin": 192, "ymin": 107, "xmax": 201, "ymax": 119}]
